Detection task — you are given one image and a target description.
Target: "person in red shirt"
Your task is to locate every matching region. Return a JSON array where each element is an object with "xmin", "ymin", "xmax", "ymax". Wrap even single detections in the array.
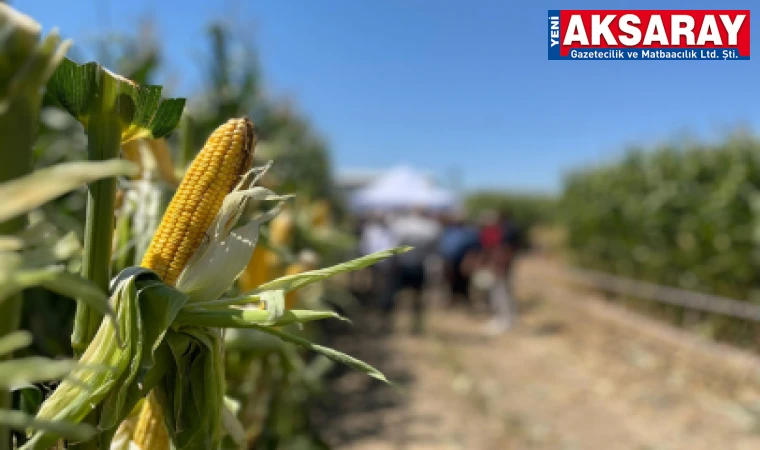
[{"xmin": 479, "ymin": 210, "xmax": 504, "ymax": 250}]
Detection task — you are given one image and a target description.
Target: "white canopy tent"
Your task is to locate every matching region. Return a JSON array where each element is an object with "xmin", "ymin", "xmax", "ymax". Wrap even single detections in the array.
[{"xmin": 350, "ymin": 165, "xmax": 457, "ymax": 212}]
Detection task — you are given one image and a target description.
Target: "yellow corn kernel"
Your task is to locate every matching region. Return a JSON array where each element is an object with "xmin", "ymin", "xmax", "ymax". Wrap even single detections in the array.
[
  {"xmin": 140, "ymin": 117, "xmax": 255, "ymax": 286},
  {"xmin": 133, "ymin": 394, "xmax": 170, "ymax": 450}
]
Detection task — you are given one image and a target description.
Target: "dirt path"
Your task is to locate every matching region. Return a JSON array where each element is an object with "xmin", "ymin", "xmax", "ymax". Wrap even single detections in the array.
[{"xmin": 317, "ymin": 255, "xmax": 760, "ymax": 450}]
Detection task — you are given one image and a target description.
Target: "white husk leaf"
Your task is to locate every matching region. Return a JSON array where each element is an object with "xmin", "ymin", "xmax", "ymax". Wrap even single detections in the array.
[{"xmin": 175, "ymin": 163, "xmax": 292, "ymax": 303}]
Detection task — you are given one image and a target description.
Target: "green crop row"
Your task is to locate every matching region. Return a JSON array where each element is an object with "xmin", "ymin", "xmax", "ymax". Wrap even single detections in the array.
[{"xmin": 561, "ymin": 133, "xmax": 760, "ymax": 307}]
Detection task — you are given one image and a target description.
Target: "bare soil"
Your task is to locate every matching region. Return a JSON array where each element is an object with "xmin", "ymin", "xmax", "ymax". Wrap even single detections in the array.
[{"xmin": 316, "ymin": 255, "xmax": 760, "ymax": 450}]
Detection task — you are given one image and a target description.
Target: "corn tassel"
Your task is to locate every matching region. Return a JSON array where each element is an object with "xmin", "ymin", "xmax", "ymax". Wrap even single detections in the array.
[{"xmin": 134, "ymin": 117, "xmax": 255, "ymax": 449}]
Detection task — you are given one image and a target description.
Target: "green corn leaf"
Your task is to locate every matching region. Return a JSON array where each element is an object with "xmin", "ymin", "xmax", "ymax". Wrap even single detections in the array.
[
  {"xmin": 98, "ymin": 279, "xmax": 188, "ymax": 432},
  {"xmin": 0, "ymin": 330, "xmax": 32, "ymax": 355},
  {"xmin": 0, "ymin": 409, "xmax": 94, "ymax": 441},
  {"xmin": 0, "ymin": 357, "xmax": 77, "ymax": 389},
  {"xmin": 159, "ymin": 328, "xmax": 225, "ymax": 450},
  {"xmin": 0, "ymin": 265, "xmax": 64, "ymax": 302},
  {"xmin": 45, "ymin": 57, "xmax": 186, "ymax": 143},
  {"xmin": 40, "ymin": 271, "xmax": 117, "ymax": 331},
  {"xmin": 0, "ymin": 5, "xmax": 71, "ymax": 188},
  {"xmin": 0, "ymin": 263, "xmax": 117, "ymax": 331},
  {"xmin": 19, "ymin": 230, "xmax": 81, "ymax": 266},
  {"xmin": 25, "ymin": 268, "xmax": 187, "ymax": 449},
  {"xmin": 175, "ymin": 307, "xmax": 347, "ymax": 328},
  {"xmin": 251, "ymin": 325, "xmax": 389, "ymax": 384},
  {"xmin": 15, "ymin": 384, "xmax": 43, "ymax": 416},
  {"xmin": 252, "ymin": 246, "xmax": 410, "ymax": 294},
  {"xmin": 224, "ymin": 328, "xmax": 285, "ymax": 351},
  {"xmin": 189, "ymin": 247, "xmax": 410, "ymax": 310},
  {"xmin": 0, "ymin": 159, "xmax": 137, "ymax": 223}
]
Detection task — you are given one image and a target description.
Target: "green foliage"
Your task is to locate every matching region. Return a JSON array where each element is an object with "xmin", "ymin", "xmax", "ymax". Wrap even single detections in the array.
[
  {"xmin": 560, "ymin": 133, "xmax": 760, "ymax": 343},
  {"xmin": 0, "ymin": 5, "xmax": 128, "ymax": 445},
  {"xmin": 28, "ymin": 246, "xmax": 400, "ymax": 447},
  {"xmin": 1, "ymin": 7, "xmax": 377, "ymax": 448},
  {"xmin": 45, "ymin": 58, "xmax": 185, "ymax": 143}
]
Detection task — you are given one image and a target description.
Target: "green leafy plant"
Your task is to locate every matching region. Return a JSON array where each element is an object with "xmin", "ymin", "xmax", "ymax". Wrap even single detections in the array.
[
  {"xmin": 560, "ymin": 133, "xmax": 760, "ymax": 345},
  {"xmin": 0, "ymin": 5, "xmax": 137, "ymax": 447}
]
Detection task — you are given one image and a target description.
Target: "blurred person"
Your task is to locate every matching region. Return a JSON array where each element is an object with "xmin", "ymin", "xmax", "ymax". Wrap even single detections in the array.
[
  {"xmin": 479, "ymin": 209, "xmax": 503, "ymax": 250},
  {"xmin": 388, "ymin": 207, "xmax": 442, "ymax": 334},
  {"xmin": 500, "ymin": 209, "xmax": 523, "ymax": 256},
  {"xmin": 438, "ymin": 209, "xmax": 481, "ymax": 309},
  {"xmin": 476, "ymin": 209, "xmax": 519, "ymax": 334},
  {"xmin": 359, "ymin": 212, "xmax": 398, "ymax": 310}
]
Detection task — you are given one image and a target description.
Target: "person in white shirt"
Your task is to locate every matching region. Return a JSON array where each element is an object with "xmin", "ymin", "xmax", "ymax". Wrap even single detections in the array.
[
  {"xmin": 360, "ymin": 212, "xmax": 397, "ymax": 257},
  {"xmin": 387, "ymin": 207, "xmax": 442, "ymax": 334},
  {"xmin": 359, "ymin": 212, "xmax": 398, "ymax": 313}
]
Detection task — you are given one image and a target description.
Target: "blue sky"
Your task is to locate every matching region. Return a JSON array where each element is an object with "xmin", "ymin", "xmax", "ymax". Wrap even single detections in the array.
[{"xmin": 15, "ymin": 0, "xmax": 760, "ymax": 193}]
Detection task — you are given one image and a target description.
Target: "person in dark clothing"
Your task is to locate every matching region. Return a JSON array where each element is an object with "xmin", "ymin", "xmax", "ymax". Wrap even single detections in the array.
[
  {"xmin": 500, "ymin": 210, "xmax": 523, "ymax": 254},
  {"xmin": 438, "ymin": 211, "xmax": 481, "ymax": 308},
  {"xmin": 388, "ymin": 208, "xmax": 442, "ymax": 334}
]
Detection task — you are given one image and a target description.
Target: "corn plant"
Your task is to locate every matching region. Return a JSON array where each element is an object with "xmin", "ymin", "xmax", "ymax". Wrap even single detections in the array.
[
  {"xmin": 560, "ymin": 134, "xmax": 760, "ymax": 345},
  {"xmin": 3, "ymin": 6, "xmax": 407, "ymax": 449},
  {"xmin": 24, "ymin": 104, "xmax": 403, "ymax": 450},
  {"xmin": 25, "ymin": 114, "xmax": 404, "ymax": 449}
]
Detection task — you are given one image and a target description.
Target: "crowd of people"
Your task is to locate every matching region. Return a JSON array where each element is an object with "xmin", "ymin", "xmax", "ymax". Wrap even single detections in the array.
[{"xmin": 355, "ymin": 207, "xmax": 522, "ymax": 335}]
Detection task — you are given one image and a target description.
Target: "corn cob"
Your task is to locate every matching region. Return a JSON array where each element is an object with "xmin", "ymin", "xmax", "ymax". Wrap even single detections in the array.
[
  {"xmin": 310, "ymin": 200, "xmax": 331, "ymax": 228},
  {"xmin": 133, "ymin": 394, "xmax": 170, "ymax": 450},
  {"xmin": 140, "ymin": 117, "xmax": 255, "ymax": 286},
  {"xmin": 238, "ymin": 245, "xmax": 272, "ymax": 292},
  {"xmin": 134, "ymin": 117, "xmax": 255, "ymax": 449},
  {"xmin": 268, "ymin": 208, "xmax": 294, "ymax": 246},
  {"xmin": 238, "ymin": 208, "xmax": 292, "ymax": 292}
]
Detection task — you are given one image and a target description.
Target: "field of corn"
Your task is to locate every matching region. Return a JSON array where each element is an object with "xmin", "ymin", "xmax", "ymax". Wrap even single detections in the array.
[
  {"xmin": 9, "ymin": 2, "xmax": 760, "ymax": 449},
  {"xmin": 0, "ymin": 4, "xmax": 407, "ymax": 449},
  {"xmin": 561, "ymin": 132, "xmax": 760, "ymax": 347}
]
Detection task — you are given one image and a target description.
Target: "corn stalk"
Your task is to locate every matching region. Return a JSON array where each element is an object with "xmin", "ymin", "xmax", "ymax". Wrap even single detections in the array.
[{"xmin": 40, "ymin": 58, "xmax": 183, "ymax": 449}]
